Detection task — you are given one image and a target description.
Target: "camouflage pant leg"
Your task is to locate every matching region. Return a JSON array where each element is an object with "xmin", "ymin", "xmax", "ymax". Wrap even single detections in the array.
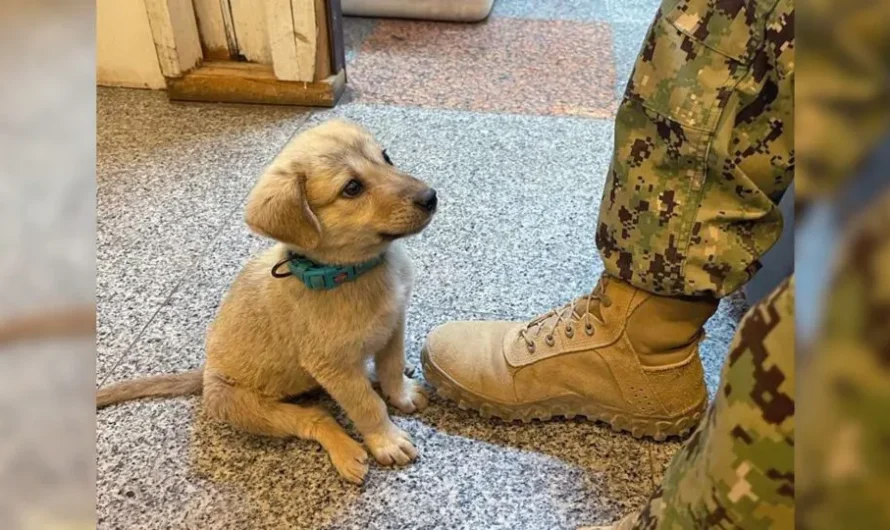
[
  {"xmin": 596, "ymin": 0, "xmax": 795, "ymax": 298},
  {"xmin": 797, "ymin": 189, "xmax": 890, "ymax": 529},
  {"xmin": 613, "ymin": 276, "xmax": 795, "ymax": 530}
]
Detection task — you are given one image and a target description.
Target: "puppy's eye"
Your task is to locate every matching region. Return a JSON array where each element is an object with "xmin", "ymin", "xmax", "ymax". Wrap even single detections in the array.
[
  {"xmin": 342, "ymin": 179, "xmax": 364, "ymax": 198},
  {"xmin": 382, "ymin": 149, "xmax": 394, "ymax": 166}
]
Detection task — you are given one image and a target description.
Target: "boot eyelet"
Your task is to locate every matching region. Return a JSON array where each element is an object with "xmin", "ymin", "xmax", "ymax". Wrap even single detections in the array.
[
  {"xmin": 545, "ymin": 334, "xmax": 555, "ymax": 346},
  {"xmin": 602, "ymin": 297, "xmax": 613, "ymax": 308},
  {"xmin": 526, "ymin": 342, "xmax": 536, "ymax": 353},
  {"xmin": 565, "ymin": 325, "xmax": 574, "ymax": 338},
  {"xmin": 584, "ymin": 323, "xmax": 594, "ymax": 336}
]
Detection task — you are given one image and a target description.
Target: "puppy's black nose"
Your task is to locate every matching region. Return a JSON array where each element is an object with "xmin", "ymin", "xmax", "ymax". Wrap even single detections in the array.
[{"xmin": 414, "ymin": 188, "xmax": 438, "ymax": 212}]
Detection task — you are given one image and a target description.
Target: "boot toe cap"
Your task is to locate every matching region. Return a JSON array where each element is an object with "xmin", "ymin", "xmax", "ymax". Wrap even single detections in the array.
[{"xmin": 422, "ymin": 320, "xmax": 518, "ymax": 402}]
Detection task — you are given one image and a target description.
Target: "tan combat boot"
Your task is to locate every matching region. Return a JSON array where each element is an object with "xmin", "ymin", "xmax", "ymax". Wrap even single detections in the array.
[{"xmin": 421, "ymin": 274, "xmax": 718, "ymax": 440}]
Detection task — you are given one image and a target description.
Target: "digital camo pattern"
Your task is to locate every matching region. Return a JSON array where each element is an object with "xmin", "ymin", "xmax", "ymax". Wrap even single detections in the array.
[
  {"xmin": 795, "ymin": 0, "xmax": 890, "ymax": 525},
  {"xmin": 596, "ymin": 0, "xmax": 794, "ymax": 298},
  {"xmin": 797, "ymin": 0, "xmax": 890, "ymax": 202},
  {"xmin": 797, "ymin": 189, "xmax": 890, "ymax": 530},
  {"xmin": 610, "ymin": 277, "xmax": 794, "ymax": 530}
]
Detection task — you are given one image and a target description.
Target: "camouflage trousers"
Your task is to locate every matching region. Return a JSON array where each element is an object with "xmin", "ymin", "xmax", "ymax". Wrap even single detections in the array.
[
  {"xmin": 596, "ymin": 0, "xmax": 795, "ymax": 299},
  {"xmin": 593, "ymin": 0, "xmax": 797, "ymax": 528},
  {"xmin": 796, "ymin": 188, "xmax": 890, "ymax": 529}
]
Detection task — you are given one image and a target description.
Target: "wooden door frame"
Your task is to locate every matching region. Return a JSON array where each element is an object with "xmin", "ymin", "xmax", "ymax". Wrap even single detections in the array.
[
  {"xmin": 144, "ymin": 0, "xmax": 346, "ymax": 106},
  {"xmin": 144, "ymin": 0, "xmax": 203, "ymax": 77}
]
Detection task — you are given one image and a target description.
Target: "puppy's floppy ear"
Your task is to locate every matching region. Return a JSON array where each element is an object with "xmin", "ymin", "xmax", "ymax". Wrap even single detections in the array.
[{"xmin": 244, "ymin": 164, "xmax": 322, "ymax": 249}]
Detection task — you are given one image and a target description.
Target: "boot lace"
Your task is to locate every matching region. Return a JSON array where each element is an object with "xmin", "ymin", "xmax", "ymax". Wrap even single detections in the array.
[{"xmin": 518, "ymin": 281, "xmax": 612, "ymax": 353}]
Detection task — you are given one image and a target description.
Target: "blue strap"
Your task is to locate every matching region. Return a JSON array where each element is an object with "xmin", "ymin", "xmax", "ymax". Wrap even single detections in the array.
[{"xmin": 284, "ymin": 253, "xmax": 384, "ymax": 290}]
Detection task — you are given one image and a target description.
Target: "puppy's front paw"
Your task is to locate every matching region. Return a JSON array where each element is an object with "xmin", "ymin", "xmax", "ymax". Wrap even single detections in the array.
[
  {"xmin": 328, "ymin": 437, "xmax": 369, "ymax": 485},
  {"xmin": 387, "ymin": 377, "xmax": 429, "ymax": 414},
  {"xmin": 365, "ymin": 426, "xmax": 418, "ymax": 466}
]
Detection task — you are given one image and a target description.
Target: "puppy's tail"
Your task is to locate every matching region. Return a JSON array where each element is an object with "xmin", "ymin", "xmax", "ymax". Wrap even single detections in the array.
[{"xmin": 97, "ymin": 369, "xmax": 203, "ymax": 409}]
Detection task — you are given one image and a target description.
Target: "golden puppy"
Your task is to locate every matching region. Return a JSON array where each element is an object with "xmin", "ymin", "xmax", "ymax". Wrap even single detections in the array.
[{"xmin": 97, "ymin": 119, "xmax": 437, "ymax": 484}]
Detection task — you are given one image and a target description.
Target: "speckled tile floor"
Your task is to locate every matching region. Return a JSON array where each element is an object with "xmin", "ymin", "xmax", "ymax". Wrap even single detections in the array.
[
  {"xmin": 96, "ymin": 1, "xmax": 749, "ymax": 529},
  {"xmin": 349, "ymin": 18, "xmax": 617, "ymax": 117}
]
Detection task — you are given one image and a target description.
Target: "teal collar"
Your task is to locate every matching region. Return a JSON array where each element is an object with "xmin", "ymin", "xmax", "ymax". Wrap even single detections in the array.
[{"xmin": 271, "ymin": 251, "xmax": 384, "ymax": 290}]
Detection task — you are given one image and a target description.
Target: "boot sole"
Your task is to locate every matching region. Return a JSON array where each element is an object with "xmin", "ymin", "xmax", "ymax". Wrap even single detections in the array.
[{"xmin": 421, "ymin": 346, "xmax": 704, "ymax": 441}]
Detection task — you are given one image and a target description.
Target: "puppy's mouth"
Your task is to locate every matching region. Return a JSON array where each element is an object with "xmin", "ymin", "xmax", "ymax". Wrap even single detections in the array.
[
  {"xmin": 379, "ymin": 218, "xmax": 433, "ymax": 241},
  {"xmin": 379, "ymin": 229, "xmax": 420, "ymax": 241},
  {"xmin": 379, "ymin": 232, "xmax": 405, "ymax": 241}
]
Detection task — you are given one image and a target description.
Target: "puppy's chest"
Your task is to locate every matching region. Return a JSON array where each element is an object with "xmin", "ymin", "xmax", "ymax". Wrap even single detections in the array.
[{"xmin": 356, "ymin": 276, "xmax": 409, "ymax": 356}]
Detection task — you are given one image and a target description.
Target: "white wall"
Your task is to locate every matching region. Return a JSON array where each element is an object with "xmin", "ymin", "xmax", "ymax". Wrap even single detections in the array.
[{"xmin": 97, "ymin": 0, "xmax": 166, "ymax": 89}]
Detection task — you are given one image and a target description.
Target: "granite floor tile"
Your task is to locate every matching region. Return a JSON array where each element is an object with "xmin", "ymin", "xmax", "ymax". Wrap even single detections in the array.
[
  {"xmin": 487, "ymin": 1, "xmax": 657, "ymax": 98},
  {"xmin": 98, "ymin": 400, "xmax": 658, "ymax": 530},
  {"xmin": 343, "ymin": 16, "xmax": 378, "ymax": 63},
  {"xmin": 643, "ymin": 437, "xmax": 684, "ymax": 488},
  {"xmin": 98, "ymin": 215, "xmax": 268, "ymax": 385},
  {"xmin": 96, "ymin": 206, "xmax": 238, "ymax": 379},
  {"xmin": 603, "ymin": 0, "xmax": 661, "ymax": 23},
  {"xmin": 97, "ymin": 88, "xmax": 306, "ymax": 250},
  {"xmin": 700, "ymin": 294, "xmax": 749, "ymax": 397},
  {"xmin": 98, "ymin": 301, "xmax": 661, "ymax": 530},
  {"xmin": 491, "ymin": 0, "xmax": 610, "ymax": 21},
  {"xmin": 349, "ymin": 18, "xmax": 617, "ymax": 118},
  {"xmin": 611, "ymin": 20, "xmax": 652, "ymax": 97},
  {"xmin": 490, "ymin": 0, "xmax": 659, "ymax": 24}
]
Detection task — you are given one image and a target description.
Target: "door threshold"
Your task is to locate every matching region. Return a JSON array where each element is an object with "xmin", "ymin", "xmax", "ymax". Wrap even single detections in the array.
[{"xmin": 166, "ymin": 61, "xmax": 346, "ymax": 107}]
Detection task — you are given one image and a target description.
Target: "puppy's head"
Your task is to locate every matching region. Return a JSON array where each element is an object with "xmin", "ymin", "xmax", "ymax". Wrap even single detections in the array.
[{"xmin": 245, "ymin": 119, "xmax": 437, "ymax": 264}]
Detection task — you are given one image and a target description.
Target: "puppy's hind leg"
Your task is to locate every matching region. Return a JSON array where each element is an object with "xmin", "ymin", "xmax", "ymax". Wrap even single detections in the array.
[{"xmin": 203, "ymin": 377, "xmax": 369, "ymax": 484}]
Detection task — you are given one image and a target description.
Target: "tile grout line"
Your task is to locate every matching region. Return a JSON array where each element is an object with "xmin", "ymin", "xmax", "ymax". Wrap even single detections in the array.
[
  {"xmin": 98, "ymin": 113, "xmax": 315, "ymax": 387},
  {"xmin": 334, "ymin": 98, "xmax": 619, "ymax": 124},
  {"xmin": 97, "ymin": 192, "xmax": 248, "ymax": 386}
]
